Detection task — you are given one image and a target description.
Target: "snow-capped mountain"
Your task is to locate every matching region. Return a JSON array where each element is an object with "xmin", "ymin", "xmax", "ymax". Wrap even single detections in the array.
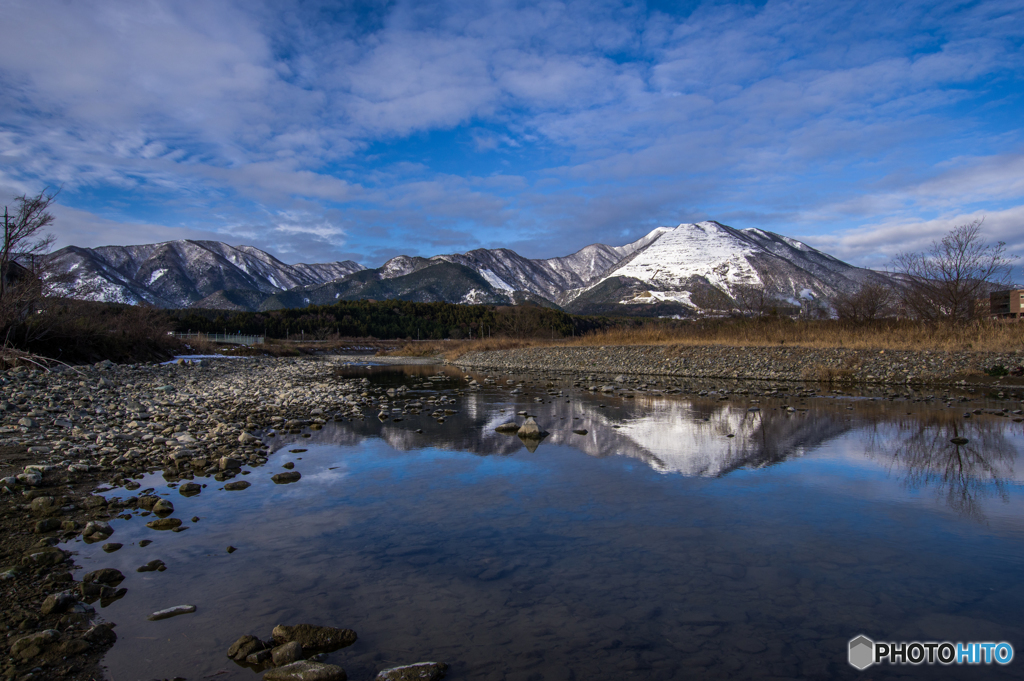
[
  {"xmin": 47, "ymin": 222, "xmax": 887, "ymax": 313},
  {"xmin": 45, "ymin": 240, "xmax": 364, "ymax": 308},
  {"xmin": 561, "ymin": 221, "xmax": 885, "ymax": 314}
]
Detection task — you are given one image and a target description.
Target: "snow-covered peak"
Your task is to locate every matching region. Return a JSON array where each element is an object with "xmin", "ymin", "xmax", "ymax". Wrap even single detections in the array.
[
  {"xmin": 380, "ymin": 255, "xmax": 430, "ymax": 279},
  {"xmin": 604, "ymin": 221, "xmax": 762, "ymax": 289}
]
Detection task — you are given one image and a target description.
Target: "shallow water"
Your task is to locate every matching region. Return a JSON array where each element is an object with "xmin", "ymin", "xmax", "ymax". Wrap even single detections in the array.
[{"xmin": 74, "ymin": 365, "xmax": 1024, "ymax": 680}]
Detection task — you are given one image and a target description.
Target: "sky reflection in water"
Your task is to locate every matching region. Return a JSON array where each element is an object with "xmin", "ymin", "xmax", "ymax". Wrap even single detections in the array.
[{"xmin": 77, "ymin": 366, "xmax": 1024, "ymax": 681}]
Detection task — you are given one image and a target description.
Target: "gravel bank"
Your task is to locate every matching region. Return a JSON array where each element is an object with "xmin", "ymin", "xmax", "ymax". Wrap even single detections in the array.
[{"xmin": 452, "ymin": 344, "xmax": 1024, "ymax": 386}]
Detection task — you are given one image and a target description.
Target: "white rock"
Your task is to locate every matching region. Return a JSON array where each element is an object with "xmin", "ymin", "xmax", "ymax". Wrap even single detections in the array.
[{"xmin": 147, "ymin": 604, "xmax": 196, "ymax": 621}]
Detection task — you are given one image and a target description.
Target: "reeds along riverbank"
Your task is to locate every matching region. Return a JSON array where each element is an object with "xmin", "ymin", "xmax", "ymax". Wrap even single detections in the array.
[{"xmin": 385, "ymin": 318, "xmax": 1024, "ymax": 361}]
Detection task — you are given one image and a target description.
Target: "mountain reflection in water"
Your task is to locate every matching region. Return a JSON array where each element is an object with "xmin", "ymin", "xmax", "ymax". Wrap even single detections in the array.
[
  {"xmin": 284, "ymin": 364, "xmax": 1022, "ymax": 520},
  {"xmin": 322, "ymin": 365, "xmax": 848, "ymax": 472}
]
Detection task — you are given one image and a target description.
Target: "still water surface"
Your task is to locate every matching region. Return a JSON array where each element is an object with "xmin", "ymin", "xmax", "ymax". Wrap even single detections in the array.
[{"xmin": 73, "ymin": 365, "xmax": 1024, "ymax": 680}]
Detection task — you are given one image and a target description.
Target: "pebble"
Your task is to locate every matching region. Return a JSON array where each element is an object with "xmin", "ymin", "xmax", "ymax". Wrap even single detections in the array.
[
  {"xmin": 147, "ymin": 604, "xmax": 196, "ymax": 621},
  {"xmin": 146, "ymin": 517, "xmax": 182, "ymax": 530}
]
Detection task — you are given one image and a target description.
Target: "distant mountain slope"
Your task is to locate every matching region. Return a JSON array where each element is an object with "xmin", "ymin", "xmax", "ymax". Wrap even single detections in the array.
[
  {"xmin": 258, "ymin": 262, "xmax": 512, "ymax": 310},
  {"xmin": 375, "ymin": 231, "xmax": 659, "ymax": 302},
  {"xmin": 48, "ymin": 222, "xmax": 889, "ymax": 314},
  {"xmin": 45, "ymin": 240, "xmax": 364, "ymax": 307}
]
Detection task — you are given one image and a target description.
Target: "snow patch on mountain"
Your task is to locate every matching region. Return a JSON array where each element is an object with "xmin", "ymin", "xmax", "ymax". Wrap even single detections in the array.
[
  {"xmin": 479, "ymin": 269, "xmax": 515, "ymax": 292},
  {"xmin": 623, "ymin": 290, "xmax": 697, "ymax": 307}
]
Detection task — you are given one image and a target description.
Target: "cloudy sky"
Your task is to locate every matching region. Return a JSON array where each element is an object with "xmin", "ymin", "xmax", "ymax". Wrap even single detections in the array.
[{"xmin": 1, "ymin": 0, "xmax": 1022, "ymax": 271}]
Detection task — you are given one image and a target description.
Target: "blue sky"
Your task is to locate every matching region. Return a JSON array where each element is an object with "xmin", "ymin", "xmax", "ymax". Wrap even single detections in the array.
[{"xmin": 1, "ymin": 0, "xmax": 1022, "ymax": 270}]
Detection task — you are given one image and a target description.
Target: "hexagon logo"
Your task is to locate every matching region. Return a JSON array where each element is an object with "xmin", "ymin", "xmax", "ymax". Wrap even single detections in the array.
[{"xmin": 849, "ymin": 635, "xmax": 874, "ymax": 670}]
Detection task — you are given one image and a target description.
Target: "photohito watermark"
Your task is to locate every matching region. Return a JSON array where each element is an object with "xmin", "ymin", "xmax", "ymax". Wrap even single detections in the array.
[{"xmin": 849, "ymin": 635, "xmax": 1014, "ymax": 670}]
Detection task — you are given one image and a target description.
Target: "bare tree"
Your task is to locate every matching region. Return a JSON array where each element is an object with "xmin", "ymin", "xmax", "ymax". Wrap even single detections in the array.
[
  {"xmin": 732, "ymin": 284, "xmax": 771, "ymax": 317},
  {"xmin": 831, "ymin": 280, "xmax": 897, "ymax": 322},
  {"xmin": 0, "ymin": 189, "xmax": 75, "ymax": 347},
  {"xmin": 1, "ymin": 189, "xmax": 57, "ymax": 298},
  {"xmin": 891, "ymin": 219, "xmax": 1017, "ymax": 324}
]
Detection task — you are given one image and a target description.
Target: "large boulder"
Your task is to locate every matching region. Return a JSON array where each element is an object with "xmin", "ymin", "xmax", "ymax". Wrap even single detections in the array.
[
  {"xmin": 516, "ymin": 417, "xmax": 543, "ymax": 438},
  {"xmin": 178, "ymin": 482, "xmax": 202, "ymax": 496},
  {"xmin": 516, "ymin": 417, "xmax": 549, "ymax": 452},
  {"xmin": 146, "ymin": 517, "xmax": 182, "ymax": 530},
  {"xmin": 137, "ymin": 494, "xmax": 160, "ymax": 510},
  {"xmin": 30, "ymin": 496, "xmax": 58, "ymax": 516},
  {"xmin": 83, "ymin": 568, "xmax": 125, "ymax": 585},
  {"xmin": 10, "ymin": 629, "xmax": 59, "ymax": 661},
  {"xmin": 271, "ymin": 624, "xmax": 357, "ymax": 652},
  {"xmin": 82, "ymin": 521, "xmax": 114, "ymax": 541},
  {"xmin": 272, "ymin": 640, "xmax": 303, "ymax": 666},
  {"xmin": 41, "ymin": 591, "xmax": 77, "ymax": 615},
  {"xmin": 23, "ymin": 547, "xmax": 67, "ymax": 567},
  {"xmin": 227, "ymin": 633, "xmax": 269, "ymax": 661},
  {"xmin": 33, "ymin": 518, "xmax": 61, "ymax": 534}
]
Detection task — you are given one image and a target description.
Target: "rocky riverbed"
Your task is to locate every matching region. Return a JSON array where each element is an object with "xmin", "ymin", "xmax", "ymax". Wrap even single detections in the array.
[
  {"xmin": 452, "ymin": 344, "xmax": 1024, "ymax": 386},
  {"xmin": 2, "ymin": 347, "xmax": 1022, "ymax": 680}
]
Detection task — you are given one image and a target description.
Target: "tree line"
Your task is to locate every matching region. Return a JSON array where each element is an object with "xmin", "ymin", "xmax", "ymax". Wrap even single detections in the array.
[{"xmin": 168, "ymin": 299, "xmax": 633, "ymax": 340}]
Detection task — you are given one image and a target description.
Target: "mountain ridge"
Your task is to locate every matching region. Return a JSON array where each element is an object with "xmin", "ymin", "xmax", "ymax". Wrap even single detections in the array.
[{"xmin": 46, "ymin": 223, "xmax": 888, "ymax": 315}]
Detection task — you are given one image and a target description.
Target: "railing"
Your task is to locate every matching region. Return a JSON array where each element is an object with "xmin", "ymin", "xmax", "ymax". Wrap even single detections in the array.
[{"xmin": 171, "ymin": 332, "xmax": 265, "ymax": 346}]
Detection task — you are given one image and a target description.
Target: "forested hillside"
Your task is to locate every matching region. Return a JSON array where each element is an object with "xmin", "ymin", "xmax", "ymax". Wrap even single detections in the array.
[{"xmin": 168, "ymin": 300, "xmax": 622, "ymax": 340}]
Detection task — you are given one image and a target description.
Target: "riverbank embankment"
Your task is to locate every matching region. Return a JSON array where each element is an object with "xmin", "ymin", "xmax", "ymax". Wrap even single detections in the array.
[{"xmin": 452, "ymin": 344, "xmax": 1024, "ymax": 387}]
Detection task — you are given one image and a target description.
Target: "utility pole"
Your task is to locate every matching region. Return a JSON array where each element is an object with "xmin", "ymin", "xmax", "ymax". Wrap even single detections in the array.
[{"xmin": 1, "ymin": 207, "xmax": 8, "ymax": 297}]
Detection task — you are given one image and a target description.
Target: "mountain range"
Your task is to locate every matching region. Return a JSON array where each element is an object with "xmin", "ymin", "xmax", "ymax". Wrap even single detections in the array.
[{"xmin": 45, "ymin": 221, "xmax": 887, "ymax": 315}]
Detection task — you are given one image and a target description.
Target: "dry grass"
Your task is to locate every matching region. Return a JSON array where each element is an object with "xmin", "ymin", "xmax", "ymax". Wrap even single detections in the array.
[
  {"xmin": 385, "ymin": 337, "xmax": 534, "ymax": 360},
  {"xmin": 179, "ymin": 335, "xmax": 224, "ymax": 355},
  {"xmin": 386, "ymin": 318, "xmax": 1024, "ymax": 360},
  {"xmin": 570, "ymin": 318, "xmax": 1024, "ymax": 352}
]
